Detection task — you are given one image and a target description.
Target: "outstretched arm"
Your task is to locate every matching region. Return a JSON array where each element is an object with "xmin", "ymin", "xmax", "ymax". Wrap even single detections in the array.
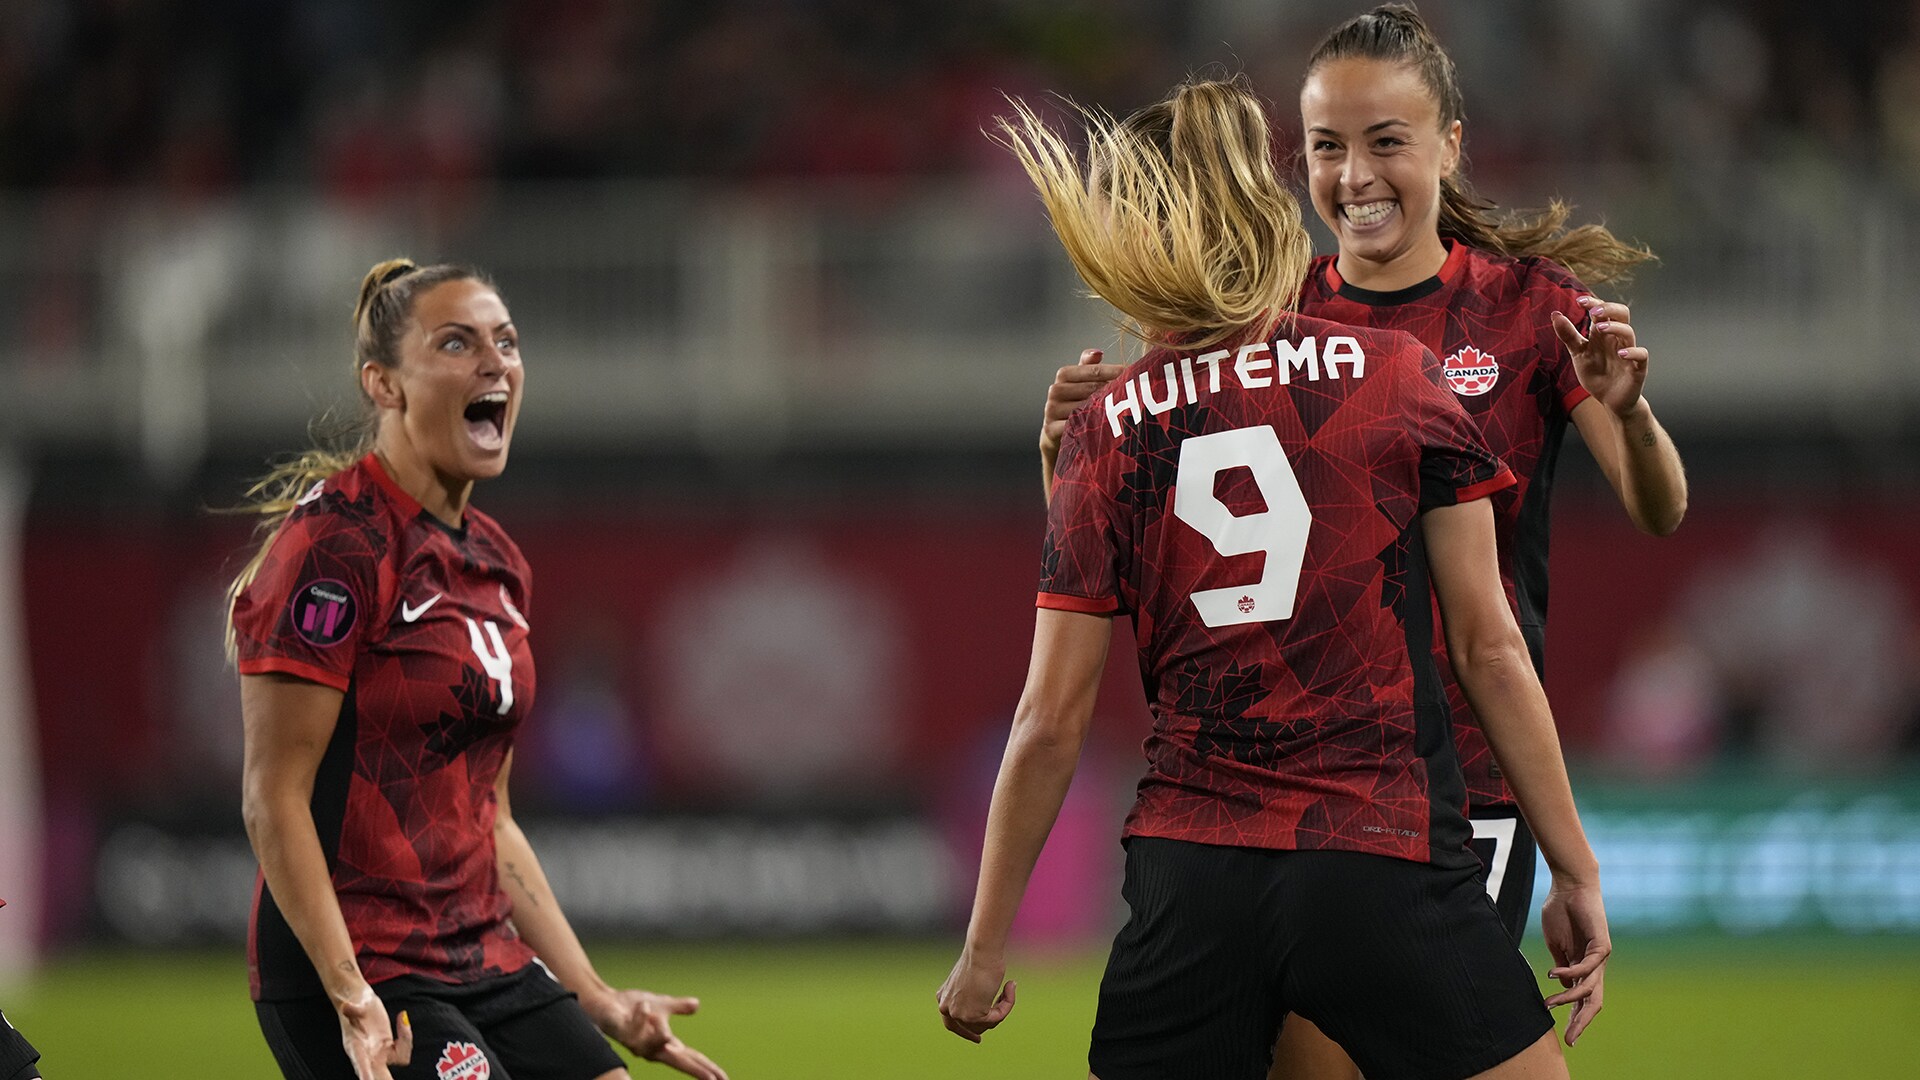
[
  {"xmin": 493, "ymin": 753, "xmax": 728, "ymax": 1080},
  {"xmin": 938, "ymin": 608, "xmax": 1112, "ymax": 1041},
  {"xmin": 1423, "ymin": 500, "xmax": 1611, "ymax": 1046},
  {"xmin": 1555, "ymin": 297, "xmax": 1688, "ymax": 536}
]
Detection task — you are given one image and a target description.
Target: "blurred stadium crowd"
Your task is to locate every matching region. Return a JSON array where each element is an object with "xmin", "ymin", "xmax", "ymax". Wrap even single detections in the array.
[{"xmin": 4, "ymin": 0, "xmax": 1919, "ymax": 195}]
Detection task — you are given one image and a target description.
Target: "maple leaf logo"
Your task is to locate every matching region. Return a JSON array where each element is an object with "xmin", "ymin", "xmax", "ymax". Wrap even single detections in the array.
[
  {"xmin": 1443, "ymin": 345, "xmax": 1499, "ymax": 397},
  {"xmin": 420, "ymin": 665, "xmax": 511, "ymax": 762},
  {"xmin": 437, "ymin": 1041, "xmax": 491, "ymax": 1080},
  {"xmin": 1180, "ymin": 661, "xmax": 1294, "ymax": 768}
]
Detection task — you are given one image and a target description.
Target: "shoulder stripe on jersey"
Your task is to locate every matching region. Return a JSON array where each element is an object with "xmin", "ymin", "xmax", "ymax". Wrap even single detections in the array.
[
  {"xmin": 1037, "ymin": 591, "xmax": 1120, "ymax": 615},
  {"xmin": 1455, "ymin": 468, "xmax": 1518, "ymax": 504},
  {"xmin": 237, "ymin": 656, "xmax": 351, "ymax": 692}
]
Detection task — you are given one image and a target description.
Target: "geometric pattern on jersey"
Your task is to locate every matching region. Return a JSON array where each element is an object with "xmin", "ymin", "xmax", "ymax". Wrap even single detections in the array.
[
  {"xmin": 233, "ymin": 455, "xmax": 537, "ymax": 1000},
  {"xmin": 1302, "ymin": 241, "xmax": 1592, "ymax": 810},
  {"xmin": 1040, "ymin": 315, "xmax": 1514, "ymax": 866}
]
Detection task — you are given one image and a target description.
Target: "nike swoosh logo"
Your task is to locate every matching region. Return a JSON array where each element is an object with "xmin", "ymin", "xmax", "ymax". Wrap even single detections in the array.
[{"xmin": 400, "ymin": 594, "xmax": 442, "ymax": 622}]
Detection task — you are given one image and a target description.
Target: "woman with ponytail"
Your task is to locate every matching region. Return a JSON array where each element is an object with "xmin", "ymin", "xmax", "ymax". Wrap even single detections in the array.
[
  {"xmin": 1038, "ymin": 11, "xmax": 1682, "ymax": 1072},
  {"xmin": 229, "ymin": 261, "xmax": 726, "ymax": 1080},
  {"xmin": 943, "ymin": 75, "xmax": 1608, "ymax": 1080}
]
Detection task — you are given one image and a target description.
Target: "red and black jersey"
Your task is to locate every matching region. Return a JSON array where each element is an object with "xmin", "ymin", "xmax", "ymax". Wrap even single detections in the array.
[
  {"xmin": 1042, "ymin": 314, "xmax": 1514, "ymax": 867},
  {"xmin": 232, "ymin": 455, "xmax": 537, "ymax": 1001},
  {"xmin": 1299, "ymin": 242, "xmax": 1590, "ymax": 810}
]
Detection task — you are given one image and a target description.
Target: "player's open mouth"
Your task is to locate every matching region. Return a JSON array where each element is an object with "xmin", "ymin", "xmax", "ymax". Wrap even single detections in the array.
[
  {"xmin": 463, "ymin": 391, "xmax": 509, "ymax": 451},
  {"xmin": 1342, "ymin": 200, "xmax": 1396, "ymax": 230}
]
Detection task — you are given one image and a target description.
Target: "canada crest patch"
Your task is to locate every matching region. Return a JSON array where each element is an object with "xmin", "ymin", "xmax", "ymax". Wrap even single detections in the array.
[
  {"xmin": 436, "ymin": 1041, "xmax": 490, "ymax": 1080},
  {"xmin": 1443, "ymin": 345, "xmax": 1499, "ymax": 396}
]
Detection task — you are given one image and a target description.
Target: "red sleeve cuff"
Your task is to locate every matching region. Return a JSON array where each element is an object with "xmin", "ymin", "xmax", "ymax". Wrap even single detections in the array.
[
  {"xmin": 1455, "ymin": 467, "xmax": 1518, "ymax": 504},
  {"xmin": 1037, "ymin": 591, "xmax": 1120, "ymax": 615},
  {"xmin": 1561, "ymin": 384, "xmax": 1591, "ymax": 412},
  {"xmin": 237, "ymin": 656, "xmax": 351, "ymax": 692}
]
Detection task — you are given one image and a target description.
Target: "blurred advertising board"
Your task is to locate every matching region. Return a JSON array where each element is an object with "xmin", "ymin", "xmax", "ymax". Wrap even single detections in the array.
[
  {"xmin": 1574, "ymin": 776, "xmax": 1920, "ymax": 935},
  {"xmin": 20, "ymin": 494, "xmax": 1920, "ymax": 943}
]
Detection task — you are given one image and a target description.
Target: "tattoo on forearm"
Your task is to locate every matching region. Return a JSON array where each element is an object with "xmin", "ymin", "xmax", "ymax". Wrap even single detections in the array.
[
  {"xmin": 337, "ymin": 960, "xmax": 356, "ymax": 975},
  {"xmin": 504, "ymin": 860, "xmax": 540, "ymax": 908},
  {"xmin": 1640, "ymin": 430, "xmax": 1656, "ymax": 448}
]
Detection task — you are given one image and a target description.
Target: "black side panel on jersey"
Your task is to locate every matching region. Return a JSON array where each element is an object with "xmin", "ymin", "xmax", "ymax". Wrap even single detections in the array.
[
  {"xmin": 1512, "ymin": 411, "xmax": 1569, "ymax": 674},
  {"xmin": 255, "ymin": 681, "xmax": 360, "ymax": 1001},
  {"xmin": 1398, "ymin": 525, "xmax": 1473, "ymax": 868}
]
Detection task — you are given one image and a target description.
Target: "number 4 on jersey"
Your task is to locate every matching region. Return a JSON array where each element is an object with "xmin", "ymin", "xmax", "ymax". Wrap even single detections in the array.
[
  {"xmin": 465, "ymin": 617, "xmax": 514, "ymax": 715},
  {"xmin": 1173, "ymin": 426, "xmax": 1313, "ymax": 627}
]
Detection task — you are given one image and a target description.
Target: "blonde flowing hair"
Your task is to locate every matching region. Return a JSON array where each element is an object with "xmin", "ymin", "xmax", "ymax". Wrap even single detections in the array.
[
  {"xmin": 222, "ymin": 257, "xmax": 490, "ymax": 661},
  {"xmin": 996, "ymin": 75, "xmax": 1313, "ymax": 350}
]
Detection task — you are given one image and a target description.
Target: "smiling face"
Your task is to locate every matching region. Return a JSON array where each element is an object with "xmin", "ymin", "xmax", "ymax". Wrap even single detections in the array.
[
  {"xmin": 364, "ymin": 278, "xmax": 523, "ymax": 485},
  {"xmin": 1301, "ymin": 57, "xmax": 1460, "ymax": 290}
]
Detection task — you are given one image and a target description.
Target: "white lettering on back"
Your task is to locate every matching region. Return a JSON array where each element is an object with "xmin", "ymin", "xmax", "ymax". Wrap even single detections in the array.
[
  {"xmin": 1235, "ymin": 343, "xmax": 1272, "ymax": 388},
  {"xmin": 1324, "ymin": 336, "xmax": 1366, "ymax": 378},
  {"xmin": 1276, "ymin": 338, "xmax": 1318, "ymax": 383},
  {"xmin": 1105, "ymin": 376, "xmax": 1143, "ymax": 437},
  {"xmin": 1097, "ymin": 335, "xmax": 1371, "ymax": 435}
]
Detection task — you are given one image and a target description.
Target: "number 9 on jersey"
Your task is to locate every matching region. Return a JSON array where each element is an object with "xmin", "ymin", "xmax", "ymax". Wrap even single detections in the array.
[{"xmin": 1173, "ymin": 426, "xmax": 1313, "ymax": 627}]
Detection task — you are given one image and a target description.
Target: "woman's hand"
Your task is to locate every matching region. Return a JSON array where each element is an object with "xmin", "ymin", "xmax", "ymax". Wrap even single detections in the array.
[
  {"xmin": 1539, "ymin": 877, "xmax": 1611, "ymax": 1047},
  {"xmin": 1041, "ymin": 349, "xmax": 1128, "ymax": 468},
  {"xmin": 335, "ymin": 985, "xmax": 411, "ymax": 1080},
  {"xmin": 1554, "ymin": 296, "xmax": 1648, "ymax": 418},
  {"xmin": 586, "ymin": 987, "xmax": 729, "ymax": 1080},
  {"xmin": 936, "ymin": 949, "xmax": 1017, "ymax": 1043}
]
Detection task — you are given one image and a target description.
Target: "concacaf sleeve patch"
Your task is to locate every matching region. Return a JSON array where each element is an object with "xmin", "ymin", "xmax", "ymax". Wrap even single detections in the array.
[{"xmin": 290, "ymin": 578, "xmax": 358, "ymax": 647}]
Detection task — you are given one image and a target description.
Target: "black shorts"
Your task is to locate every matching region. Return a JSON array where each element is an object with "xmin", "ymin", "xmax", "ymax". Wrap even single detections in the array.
[
  {"xmin": 1468, "ymin": 807, "xmax": 1539, "ymax": 945},
  {"xmin": 0, "ymin": 1011, "xmax": 39, "ymax": 1080},
  {"xmin": 1089, "ymin": 837, "xmax": 1553, "ymax": 1080},
  {"xmin": 256, "ymin": 962, "xmax": 625, "ymax": 1080}
]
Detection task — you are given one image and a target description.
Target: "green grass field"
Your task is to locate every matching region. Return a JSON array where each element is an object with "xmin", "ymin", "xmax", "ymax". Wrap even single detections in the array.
[{"xmin": 9, "ymin": 938, "xmax": 1918, "ymax": 1078}]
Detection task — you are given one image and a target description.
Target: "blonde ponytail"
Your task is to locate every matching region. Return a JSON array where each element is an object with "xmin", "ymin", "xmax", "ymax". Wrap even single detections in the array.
[{"xmin": 996, "ymin": 76, "xmax": 1311, "ymax": 349}]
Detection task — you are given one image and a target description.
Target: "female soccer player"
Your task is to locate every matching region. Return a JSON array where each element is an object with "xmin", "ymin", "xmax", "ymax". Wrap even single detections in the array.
[
  {"xmin": 1037, "ymin": 9, "xmax": 1685, "ymax": 1073},
  {"xmin": 228, "ymin": 261, "xmax": 726, "ymax": 1080},
  {"xmin": 941, "ymin": 76, "xmax": 1609, "ymax": 1080}
]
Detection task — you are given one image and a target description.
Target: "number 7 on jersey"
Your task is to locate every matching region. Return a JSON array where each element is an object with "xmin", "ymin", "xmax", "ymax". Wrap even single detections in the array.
[{"xmin": 1173, "ymin": 426, "xmax": 1313, "ymax": 627}]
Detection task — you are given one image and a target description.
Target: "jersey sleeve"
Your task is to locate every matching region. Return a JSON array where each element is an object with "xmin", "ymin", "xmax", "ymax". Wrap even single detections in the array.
[
  {"xmin": 1408, "ymin": 345, "xmax": 1517, "ymax": 508},
  {"xmin": 1038, "ymin": 415, "xmax": 1131, "ymax": 615},
  {"xmin": 231, "ymin": 507, "xmax": 387, "ymax": 691}
]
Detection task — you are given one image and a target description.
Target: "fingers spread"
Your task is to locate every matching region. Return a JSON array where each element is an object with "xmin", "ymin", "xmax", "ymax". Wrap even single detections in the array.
[
  {"xmin": 1550, "ymin": 311, "xmax": 1587, "ymax": 351},
  {"xmin": 1591, "ymin": 319, "xmax": 1637, "ymax": 349},
  {"xmin": 1549, "ymin": 940, "xmax": 1612, "ymax": 980},
  {"xmin": 1544, "ymin": 980, "xmax": 1597, "ymax": 1008},
  {"xmin": 662, "ymin": 1042, "xmax": 729, "ymax": 1080},
  {"xmin": 1564, "ymin": 991, "xmax": 1604, "ymax": 1045}
]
